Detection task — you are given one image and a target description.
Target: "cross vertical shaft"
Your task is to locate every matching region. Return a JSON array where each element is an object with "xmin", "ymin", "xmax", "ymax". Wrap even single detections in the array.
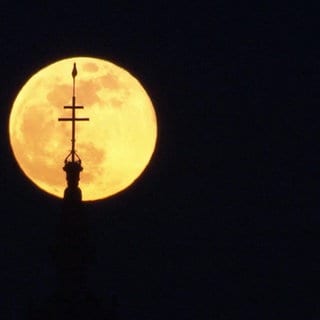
[{"xmin": 71, "ymin": 95, "xmax": 76, "ymax": 162}]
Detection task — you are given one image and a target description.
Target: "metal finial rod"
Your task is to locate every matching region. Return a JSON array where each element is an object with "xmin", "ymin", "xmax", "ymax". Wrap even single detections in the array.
[{"xmin": 71, "ymin": 63, "xmax": 77, "ymax": 162}]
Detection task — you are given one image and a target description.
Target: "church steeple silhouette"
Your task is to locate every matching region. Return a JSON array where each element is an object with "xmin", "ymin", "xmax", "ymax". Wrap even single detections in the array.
[{"xmin": 27, "ymin": 64, "xmax": 117, "ymax": 320}]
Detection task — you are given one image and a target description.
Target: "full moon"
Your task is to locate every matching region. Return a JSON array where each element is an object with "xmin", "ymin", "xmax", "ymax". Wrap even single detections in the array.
[{"xmin": 9, "ymin": 57, "xmax": 157, "ymax": 201}]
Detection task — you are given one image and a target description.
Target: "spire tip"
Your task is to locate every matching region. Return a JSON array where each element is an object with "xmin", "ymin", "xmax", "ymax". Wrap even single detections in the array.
[{"xmin": 72, "ymin": 63, "xmax": 77, "ymax": 78}]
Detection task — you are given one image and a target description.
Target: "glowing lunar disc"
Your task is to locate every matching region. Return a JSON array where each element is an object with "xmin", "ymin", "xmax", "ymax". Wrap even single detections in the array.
[{"xmin": 9, "ymin": 57, "xmax": 157, "ymax": 201}]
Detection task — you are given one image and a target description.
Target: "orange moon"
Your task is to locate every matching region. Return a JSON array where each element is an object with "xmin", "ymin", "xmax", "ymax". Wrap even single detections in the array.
[{"xmin": 9, "ymin": 57, "xmax": 157, "ymax": 201}]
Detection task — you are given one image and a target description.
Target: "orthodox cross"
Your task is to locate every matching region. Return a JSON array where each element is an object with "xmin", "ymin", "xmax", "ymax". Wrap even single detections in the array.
[{"xmin": 58, "ymin": 63, "xmax": 89, "ymax": 163}]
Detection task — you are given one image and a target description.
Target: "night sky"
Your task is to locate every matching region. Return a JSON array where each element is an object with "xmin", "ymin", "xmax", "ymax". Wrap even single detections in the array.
[{"xmin": 1, "ymin": 2, "xmax": 320, "ymax": 319}]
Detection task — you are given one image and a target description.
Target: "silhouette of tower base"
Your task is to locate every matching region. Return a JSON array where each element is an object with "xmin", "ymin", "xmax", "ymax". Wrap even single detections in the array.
[{"xmin": 27, "ymin": 172, "xmax": 117, "ymax": 319}]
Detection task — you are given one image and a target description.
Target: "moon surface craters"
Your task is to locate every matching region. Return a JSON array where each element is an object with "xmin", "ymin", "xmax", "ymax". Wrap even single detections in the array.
[{"xmin": 9, "ymin": 57, "xmax": 157, "ymax": 201}]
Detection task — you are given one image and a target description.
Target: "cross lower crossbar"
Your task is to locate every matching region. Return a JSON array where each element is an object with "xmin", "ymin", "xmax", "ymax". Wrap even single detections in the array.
[{"xmin": 58, "ymin": 118, "xmax": 90, "ymax": 121}]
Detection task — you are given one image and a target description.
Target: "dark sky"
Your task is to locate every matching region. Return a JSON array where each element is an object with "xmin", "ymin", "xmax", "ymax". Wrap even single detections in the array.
[{"xmin": 1, "ymin": 2, "xmax": 320, "ymax": 319}]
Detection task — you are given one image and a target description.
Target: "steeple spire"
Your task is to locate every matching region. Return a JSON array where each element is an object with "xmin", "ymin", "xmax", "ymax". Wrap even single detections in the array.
[
  {"xmin": 58, "ymin": 63, "xmax": 89, "ymax": 203},
  {"xmin": 28, "ymin": 61, "xmax": 117, "ymax": 320}
]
